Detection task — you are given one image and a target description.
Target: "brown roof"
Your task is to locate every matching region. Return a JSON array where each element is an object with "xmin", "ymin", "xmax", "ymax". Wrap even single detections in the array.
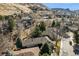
[
  {"xmin": 13, "ymin": 47, "xmax": 40, "ymax": 56},
  {"xmin": 16, "ymin": 52, "xmax": 34, "ymax": 56}
]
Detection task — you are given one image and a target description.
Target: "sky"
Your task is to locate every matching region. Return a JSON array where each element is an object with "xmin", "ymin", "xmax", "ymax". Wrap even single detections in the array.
[{"xmin": 44, "ymin": 3, "xmax": 79, "ymax": 10}]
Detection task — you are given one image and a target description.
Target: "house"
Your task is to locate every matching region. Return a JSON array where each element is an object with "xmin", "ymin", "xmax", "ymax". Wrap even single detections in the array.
[
  {"xmin": 42, "ymin": 28, "xmax": 61, "ymax": 41},
  {"xmin": 68, "ymin": 25, "xmax": 78, "ymax": 32},
  {"xmin": 42, "ymin": 28, "xmax": 55, "ymax": 40},
  {"xmin": 2, "ymin": 47, "xmax": 40, "ymax": 56},
  {"xmin": 22, "ymin": 36, "xmax": 48, "ymax": 48},
  {"xmin": 22, "ymin": 36, "xmax": 54, "ymax": 48},
  {"xmin": 13, "ymin": 47, "xmax": 40, "ymax": 56},
  {"xmin": 38, "ymin": 11, "xmax": 53, "ymax": 19}
]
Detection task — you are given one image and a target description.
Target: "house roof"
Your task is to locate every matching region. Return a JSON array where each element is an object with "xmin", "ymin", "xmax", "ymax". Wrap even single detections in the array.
[
  {"xmin": 13, "ymin": 47, "xmax": 40, "ymax": 56},
  {"xmin": 22, "ymin": 36, "xmax": 49, "ymax": 47},
  {"xmin": 68, "ymin": 25, "xmax": 78, "ymax": 31},
  {"xmin": 42, "ymin": 28, "xmax": 61, "ymax": 40}
]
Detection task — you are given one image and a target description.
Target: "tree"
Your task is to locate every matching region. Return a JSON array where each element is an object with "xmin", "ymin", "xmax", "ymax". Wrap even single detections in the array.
[
  {"xmin": 0, "ymin": 15, "xmax": 3, "ymax": 20},
  {"xmin": 48, "ymin": 16, "xmax": 52, "ymax": 19},
  {"xmin": 32, "ymin": 25, "xmax": 42, "ymax": 37},
  {"xmin": 31, "ymin": 21, "xmax": 46, "ymax": 37},
  {"xmin": 64, "ymin": 26, "xmax": 69, "ymax": 32},
  {"xmin": 55, "ymin": 21, "xmax": 60, "ymax": 27},
  {"xmin": 5, "ymin": 16, "xmax": 9, "ymax": 20},
  {"xmin": 8, "ymin": 19, "xmax": 15, "ymax": 32},
  {"xmin": 39, "ymin": 21, "xmax": 46, "ymax": 32},
  {"xmin": 39, "ymin": 43, "xmax": 51, "ymax": 56},
  {"xmin": 52, "ymin": 21, "xmax": 55, "ymax": 27},
  {"xmin": 15, "ymin": 38, "xmax": 22, "ymax": 49},
  {"xmin": 62, "ymin": 18, "xmax": 64, "ymax": 21},
  {"xmin": 52, "ymin": 20, "xmax": 60, "ymax": 27},
  {"xmin": 74, "ymin": 31, "xmax": 79, "ymax": 44}
]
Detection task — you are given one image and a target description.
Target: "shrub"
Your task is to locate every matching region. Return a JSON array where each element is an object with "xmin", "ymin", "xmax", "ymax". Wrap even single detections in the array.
[
  {"xmin": 39, "ymin": 43, "xmax": 51, "ymax": 56},
  {"xmin": 15, "ymin": 38, "xmax": 22, "ymax": 49},
  {"xmin": 5, "ymin": 16, "xmax": 9, "ymax": 20},
  {"xmin": 52, "ymin": 21, "xmax": 55, "ymax": 27},
  {"xmin": 52, "ymin": 20, "xmax": 60, "ymax": 27},
  {"xmin": 74, "ymin": 31, "xmax": 79, "ymax": 44},
  {"xmin": 32, "ymin": 21, "xmax": 46, "ymax": 37},
  {"xmin": 0, "ymin": 15, "xmax": 3, "ymax": 20},
  {"xmin": 39, "ymin": 21, "xmax": 46, "ymax": 32},
  {"xmin": 8, "ymin": 19, "xmax": 15, "ymax": 32},
  {"xmin": 32, "ymin": 25, "xmax": 42, "ymax": 37}
]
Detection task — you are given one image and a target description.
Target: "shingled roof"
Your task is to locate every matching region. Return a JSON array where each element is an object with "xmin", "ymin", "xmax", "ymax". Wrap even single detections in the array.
[
  {"xmin": 42, "ymin": 28, "xmax": 61, "ymax": 40},
  {"xmin": 22, "ymin": 36, "xmax": 49, "ymax": 48},
  {"xmin": 13, "ymin": 47, "xmax": 40, "ymax": 56}
]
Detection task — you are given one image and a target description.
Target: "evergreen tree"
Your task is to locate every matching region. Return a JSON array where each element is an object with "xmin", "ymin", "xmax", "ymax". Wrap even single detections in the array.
[
  {"xmin": 32, "ymin": 25, "xmax": 41, "ymax": 37},
  {"xmin": 40, "ymin": 43, "xmax": 51, "ymax": 56},
  {"xmin": 39, "ymin": 21, "xmax": 46, "ymax": 32},
  {"xmin": 16, "ymin": 38, "xmax": 22, "ymax": 49},
  {"xmin": 32, "ymin": 21, "xmax": 46, "ymax": 37},
  {"xmin": 0, "ymin": 15, "xmax": 3, "ymax": 20},
  {"xmin": 74, "ymin": 31, "xmax": 79, "ymax": 44},
  {"xmin": 52, "ymin": 21, "xmax": 55, "ymax": 27},
  {"xmin": 8, "ymin": 19, "xmax": 15, "ymax": 32},
  {"xmin": 52, "ymin": 20, "xmax": 60, "ymax": 27}
]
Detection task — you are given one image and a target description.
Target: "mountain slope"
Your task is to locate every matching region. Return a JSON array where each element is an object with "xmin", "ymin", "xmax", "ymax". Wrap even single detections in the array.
[{"xmin": 0, "ymin": 3, "xmax": 48, "ymax": 16}]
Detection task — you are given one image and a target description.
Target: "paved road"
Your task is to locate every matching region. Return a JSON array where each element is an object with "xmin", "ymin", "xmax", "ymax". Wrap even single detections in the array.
[{"xmin": 59, "ymin": 32, "xmax": 75, "ymax": 56}]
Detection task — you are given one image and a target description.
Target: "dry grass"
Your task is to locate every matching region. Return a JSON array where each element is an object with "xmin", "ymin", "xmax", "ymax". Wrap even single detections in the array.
[
  {"xmin": 0, "ymin": 4, "xmax": 32, "ymax": 16},
  {"xmin": 55, "ymin": 40, "xmax": 61, "ymax": 55}
]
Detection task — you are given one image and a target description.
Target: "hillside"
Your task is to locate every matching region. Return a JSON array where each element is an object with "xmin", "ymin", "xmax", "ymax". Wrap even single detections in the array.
[
  {"xmin": 0, "ymin": 3, "xmax": 79, "ymax": 56},
  {"xmin": 0, "ymin": 3, "xmax": 48, "ymax": 16}
]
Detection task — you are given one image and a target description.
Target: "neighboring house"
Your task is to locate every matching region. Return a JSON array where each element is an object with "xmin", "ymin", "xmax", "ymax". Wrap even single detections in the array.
[
  {"xmin": 3, "ymin": 47, "xmax": 40, "ymax": 56},
  {"xmin": 68, "ymin": 25, "xmax": 78, "ymax": 32},
  {"xmin": 22, "ymin": 36, "xmax": 54, "ymax": 48},
  {"xmin": 13, "ymin": 47, "xmax": 40, "ymax": 56},
  {"xmin": 42, "ymin": 28, "xmax": 54, "ymax": 40},
  {"xmin": 42, "ymin": 28, "xmax": 61, "ymax": 41},
  {"xmin": 37, "ymin": 11, "xmax": 53, "ymax": 19}
]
